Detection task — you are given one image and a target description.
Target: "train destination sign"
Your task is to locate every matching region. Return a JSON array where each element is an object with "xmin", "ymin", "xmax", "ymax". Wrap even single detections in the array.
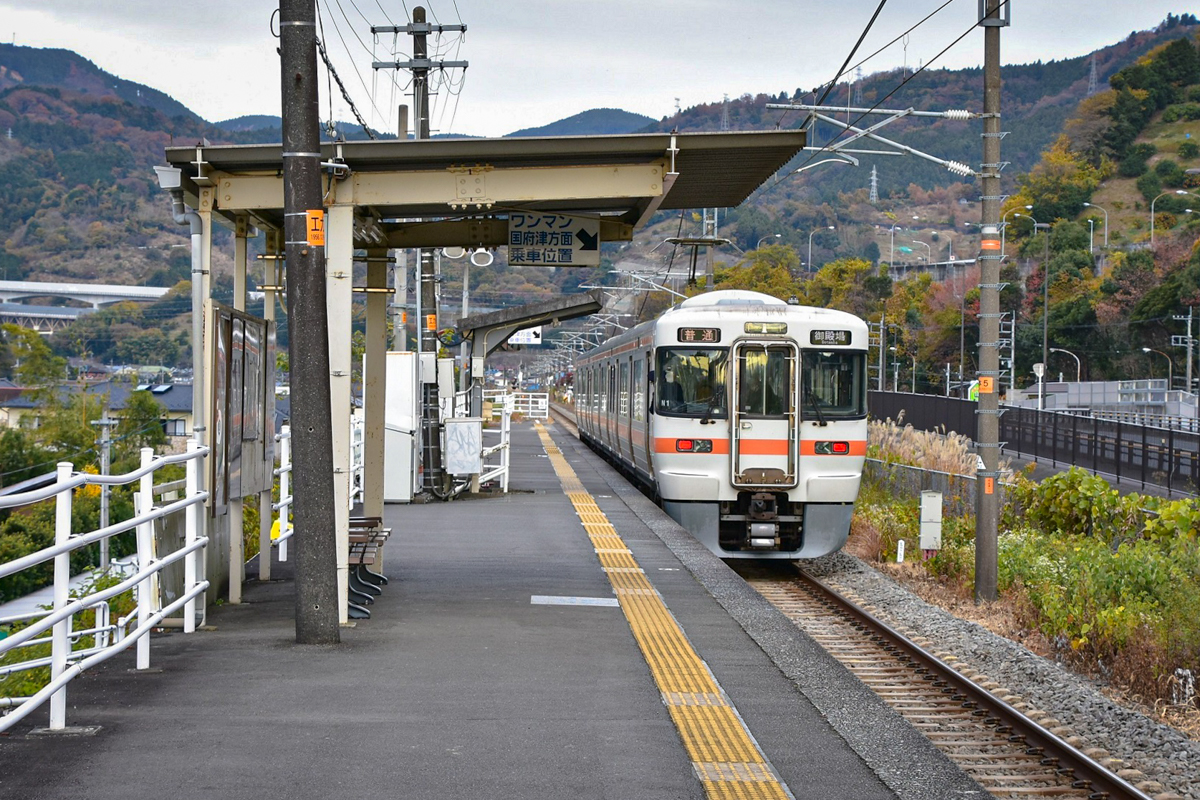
[
  {"xmin": 508, "ymin": 213, "xmax": 600, "ymax": 266},
  {"xmin": 810, "ymin": 329, "xmax": 851, "ymax": 346},
  {"xmin": 677, "ymin": 327, "xmax": 721, "ymax": 343}
]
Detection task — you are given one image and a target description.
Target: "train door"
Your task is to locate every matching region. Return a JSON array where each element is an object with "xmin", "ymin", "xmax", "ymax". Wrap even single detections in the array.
[
  {"xmin": 730, "ymin": 341, "xmax": 798, "ymax": 488},
  {"xmin": 621, "ymin": 357, "xmax": 632, "ymax": 462},
  {"xmin": 642, "ymin": 355, "xmax": 654, "ymax": 476},
  {"xmin": 607, "ymin": 362, "xmax": 617, "ymax": 450}
]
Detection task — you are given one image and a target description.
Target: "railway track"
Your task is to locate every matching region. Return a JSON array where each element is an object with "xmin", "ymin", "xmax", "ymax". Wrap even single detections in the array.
[
  {"xmin": 736, "ymin": 564, "xmax": 1165, "ymax": 800},
  {"xmin": 550, "ymin": 401, "xmax": 1169, "ymax": 799}
]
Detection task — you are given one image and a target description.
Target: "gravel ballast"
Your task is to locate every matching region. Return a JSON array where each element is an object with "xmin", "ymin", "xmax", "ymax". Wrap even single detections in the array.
[{"xmin": 807, "ymin": 552, "xmax": 1200, "ymax": 800}]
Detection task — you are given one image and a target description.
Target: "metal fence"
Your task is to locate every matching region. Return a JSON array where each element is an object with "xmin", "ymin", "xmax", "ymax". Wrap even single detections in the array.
[
  {"xmin": 863, "ymin": 458, "xmax": 991, "ymax": 518},
  {"xmin": 868, "ymin": 391, "xmax": 1200, "ymax": 497},
  {"xmin": 0, "ymin": 443, "xmax": 209, "ymax": 733}
]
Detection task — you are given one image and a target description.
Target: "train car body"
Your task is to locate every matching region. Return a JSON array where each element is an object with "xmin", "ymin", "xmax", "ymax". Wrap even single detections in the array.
[{"xmin": 575, "ymin": 290, "xmax": 869, "ymax": 560}]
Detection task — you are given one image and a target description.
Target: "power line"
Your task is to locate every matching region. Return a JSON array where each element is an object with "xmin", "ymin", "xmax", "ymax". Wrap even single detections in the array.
[
  {"xmin": 315, "ymin": 35, "xmax": 377, "ymax": 138},
  {"xmin": 771, "ymin": 2, "xmax": 1001, "ymax": 187},
  {"xmin": 317, "ymin": 0, "xmax": 384, "ymax": 135},
  {"xmin": 777, "ymin": 0, "xmax": 958, "ymax": 130}
]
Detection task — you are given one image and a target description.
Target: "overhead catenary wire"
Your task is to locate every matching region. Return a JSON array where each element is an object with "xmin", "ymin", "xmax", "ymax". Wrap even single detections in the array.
[
  {"xmin": 771, "ymin": 0, "xmax": 1007, "ymax": 187},
  {"xmin": 777, "ymin": 0, "xmax": 958, "ymax": 131}
]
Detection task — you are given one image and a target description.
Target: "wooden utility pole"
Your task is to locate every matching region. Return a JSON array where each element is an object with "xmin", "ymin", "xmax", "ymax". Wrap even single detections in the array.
[
  {"xmin": 279, "ymin": 0, "xmax": 340, "ymax": 643},
  {"xmin": 975, "ymin": 0, "xmax": 1008, "ymax": 603}
]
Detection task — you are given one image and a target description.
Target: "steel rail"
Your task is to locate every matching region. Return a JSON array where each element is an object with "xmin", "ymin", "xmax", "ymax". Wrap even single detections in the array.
[{"xmin": 796, "ymin": 569, "xmax": 1156, "ymax": 800}]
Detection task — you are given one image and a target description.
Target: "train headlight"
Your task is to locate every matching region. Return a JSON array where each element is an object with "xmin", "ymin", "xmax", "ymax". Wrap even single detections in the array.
[
  {"xmin": 814, "ymin": 441, "xmax": 850, "ymax": 455},
  {"xmin": 676, "ymin": 439, "xmax": 713, "ymax": 453}
]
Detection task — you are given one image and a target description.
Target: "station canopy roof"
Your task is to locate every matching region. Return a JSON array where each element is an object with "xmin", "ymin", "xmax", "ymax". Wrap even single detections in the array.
[{"xmin": 164, "ymin": 130, "xmax": 805, "ymax": 250}]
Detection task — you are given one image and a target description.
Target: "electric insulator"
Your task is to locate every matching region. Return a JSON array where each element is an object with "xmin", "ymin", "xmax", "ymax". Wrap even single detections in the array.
[
  {"xmin": 944, "ymin": 109, "xmax": 972, "ymax": 120},
  {"xmin": 945, "ymin": 161, "xmax": 975, "ymax": 177}
]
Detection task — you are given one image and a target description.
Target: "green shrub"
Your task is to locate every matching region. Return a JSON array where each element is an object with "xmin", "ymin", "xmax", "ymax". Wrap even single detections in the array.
[
  {"xmin": 1155, "ymin": 158, "xmax": 1186, "ymax": 187},
  {"xmin": 0, "ymin": 573, "xmax": 136, "ymax": 698},
  {"xmin": 1137, "ymin": 171, "xmax": 1163, "ymax": 202},
  {"xmin": 1179, "ymin": 141, "xmax": 1199, "ymax": 160}
]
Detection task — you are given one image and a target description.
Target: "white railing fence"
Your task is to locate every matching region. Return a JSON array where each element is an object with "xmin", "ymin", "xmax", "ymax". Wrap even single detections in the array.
[
  {"xmin": 0, "ymin": 441, "xmax": 209, "ymax": 733},
  {"xmin": 482, "ymin": 390, "xmax": 548, "ymax": 419},
  {"xmin": 478, "ymin": 397, "xmax": 512, "ymax": 492}
]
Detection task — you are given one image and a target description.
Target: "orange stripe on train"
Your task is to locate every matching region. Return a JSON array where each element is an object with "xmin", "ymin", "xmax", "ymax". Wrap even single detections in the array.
[{"xmin": 737, "ymin": 439, "xmax": 790, "ymax": 456}]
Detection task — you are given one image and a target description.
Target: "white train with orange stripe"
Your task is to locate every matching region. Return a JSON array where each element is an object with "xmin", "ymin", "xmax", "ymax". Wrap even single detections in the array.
[{"xmin": 574, "ymin": 290, "xmax": 869, "ymax": 559}]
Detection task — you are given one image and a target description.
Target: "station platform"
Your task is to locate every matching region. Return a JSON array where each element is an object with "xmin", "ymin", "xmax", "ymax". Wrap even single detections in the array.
[{"xmin": 0, "ymin": 421, "xmax": 985, "ymax": 800}]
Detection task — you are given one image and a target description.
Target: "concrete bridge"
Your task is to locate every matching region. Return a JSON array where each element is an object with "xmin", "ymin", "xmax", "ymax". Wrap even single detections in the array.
[
  {"xmin": 0, "ymin": 280, "xmax": 169, "ymax": 308},
  {"xmin": 0, "ymin": 302, "xmax": 96, "ymax": 333}
]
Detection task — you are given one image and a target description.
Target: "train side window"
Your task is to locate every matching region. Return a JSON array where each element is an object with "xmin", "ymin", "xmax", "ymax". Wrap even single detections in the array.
[
  {"xmin": 802, "ymin": 351, "xmax": 867, "ymax": 419},
  {"xmin": 633, "ymin": 358, "xmax": 645, "ymax": 422},
  {"xmin": 655, "ymin": 347, "xmax": 728, "ymax": 418},
  {"xmin": 619, "ymin": 361, "xmax": 630, "ymax": 417}
]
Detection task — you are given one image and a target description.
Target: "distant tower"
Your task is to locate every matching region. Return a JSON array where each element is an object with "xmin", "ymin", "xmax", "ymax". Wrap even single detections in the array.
[
  {"xmin": 674, "ymin": 97, "xmax": 681, "ymax": 116},
  {"xmin": 869, "ymin": 166, "xmax": 879, "ymax": 204},
  {"xmin": 854, "ymin": 67, "xmax": 863, "ymax": 105},
  {"xmin": 1088, "ymin": 55, "xmax": 1098, "ymax": 95},
  {"xmin": 721, "ymin": 94, "xmax": 730, "ymax": 131}
]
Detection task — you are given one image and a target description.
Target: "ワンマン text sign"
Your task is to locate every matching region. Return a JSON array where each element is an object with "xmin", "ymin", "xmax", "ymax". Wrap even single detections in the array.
[{"xmin": 508, "ymin": 213, "xmax": 600, "ymax": 266}]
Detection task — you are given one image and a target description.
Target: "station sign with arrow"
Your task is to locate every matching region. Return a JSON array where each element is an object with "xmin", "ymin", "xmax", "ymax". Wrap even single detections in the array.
[
  {"xmin": 508, "ymin": 326, "xmax": 543, "ymax": 346},
  {"xmin": 508, "ymin": 213, "xmax": 600, "ymax": 267}
]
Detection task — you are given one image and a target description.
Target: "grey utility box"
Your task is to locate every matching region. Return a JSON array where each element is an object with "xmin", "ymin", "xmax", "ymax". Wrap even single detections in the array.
[
  {"xmin": 444, "ymin": 417, "xmax": 483, "ymax": 476},
  {"xmin": 919, "ymin": 491, "xmax": 943, "ymax": 551}
]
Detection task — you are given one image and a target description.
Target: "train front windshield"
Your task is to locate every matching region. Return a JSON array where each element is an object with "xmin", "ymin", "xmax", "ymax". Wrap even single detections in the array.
[
  {"xmin": 656, "ymin": 348, "xmax": 728, "ymax": 417},
  {"xmin": 803, "ymin": 351, "xmax": 867, "ymax": 419}
]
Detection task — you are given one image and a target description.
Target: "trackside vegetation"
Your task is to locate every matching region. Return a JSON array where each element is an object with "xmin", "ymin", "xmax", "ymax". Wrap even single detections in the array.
[{"xmin": 856, "ymin": 419, "xmax": 1200, "ymax": 727}]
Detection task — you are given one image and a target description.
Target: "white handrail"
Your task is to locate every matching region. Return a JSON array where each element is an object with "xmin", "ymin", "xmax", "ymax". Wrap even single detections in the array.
[
  {"xmin": 349, "ymin": 414, "xmax": 365, "ymax": 507},
  {"xmin": 477, "ymin": 396, "xmax": 513, "ymax": 492},
  {"xmin": 272, "ymin": 426, "xmax": 295, "ymax": 559},
  {"xmin": 0, "ymin": 439, "xmax": 209, "ymax": 733}
]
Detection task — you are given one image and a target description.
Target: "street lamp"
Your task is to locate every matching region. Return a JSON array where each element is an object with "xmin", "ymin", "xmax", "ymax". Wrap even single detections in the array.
[
  {"xmin": 808, "ymin": 226, "xmax": 835, "ymax": 273},
  {"xmin": 1001, "ymin": 205, "xmax": 1033, "ymax": 256},
  {"xmin": 1143, "ymin": 347, "xmax": 1173, "ymax": 390},
  {"xmin": 1082, "ymin": 202, "xmax": 1108, "ymax": 247},
  {"xmin": 756, "ymin": 233, "xmax": 782, "ymax": 249},
  {"xmin": 1151, "ymin": 190, "xmax": 1199, "ymax": 246},
  {"xmin": 910, "ymin": 240, "xmax": 931, "ymax": 264},
  {"xmin": 1049, "ymin": 347, "xmax": 1081, "ymax": 383},
  {"xmin": 884, "ymin": 215, "xmax": 919, "ymax": 269}
]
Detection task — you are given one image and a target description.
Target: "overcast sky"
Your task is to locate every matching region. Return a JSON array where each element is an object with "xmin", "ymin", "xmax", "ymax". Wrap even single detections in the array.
[{"xmin": 1, "ymin": 1, "xmax": 1191, "ymax": 137}]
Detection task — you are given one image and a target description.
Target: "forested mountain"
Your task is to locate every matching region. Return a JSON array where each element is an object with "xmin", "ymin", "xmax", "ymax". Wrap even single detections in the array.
[
  {"xmin": 642, "ymin": 14, "xmax": 1200, "ymax": 209},
  {"xmin": 0, "ymin": 16, "xmax": 1196, "ymax": 374},
  {"xmin": 507, "ymin": 108, "xmax": 655, "ymax": 137}
]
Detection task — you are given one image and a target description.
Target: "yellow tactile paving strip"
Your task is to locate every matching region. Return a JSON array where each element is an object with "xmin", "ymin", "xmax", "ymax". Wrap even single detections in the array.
[{"xmin": 535, "ymin": 423, "xmax": 793, "ymax": 800}]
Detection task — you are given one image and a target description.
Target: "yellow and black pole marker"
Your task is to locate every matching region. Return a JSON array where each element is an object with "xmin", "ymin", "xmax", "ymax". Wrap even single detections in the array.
[
  {"xmin": 280, "ymin": 0, "xmax": 340, "ymax": 643},
  {"xmin": 975, "ymin": 0, "xmax": 1009, "ymax": 603}
]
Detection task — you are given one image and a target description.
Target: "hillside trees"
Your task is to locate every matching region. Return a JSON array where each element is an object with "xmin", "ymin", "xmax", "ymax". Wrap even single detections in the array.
[{"xmin": 1007, "ymin": 136, "xmax": 1107, "ymax": 221}]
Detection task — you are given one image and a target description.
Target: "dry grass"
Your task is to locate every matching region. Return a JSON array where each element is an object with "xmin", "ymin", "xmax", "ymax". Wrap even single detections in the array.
[{"xmin": 868, "ymin": 416, "xmax": 1012, "ymax": 479}]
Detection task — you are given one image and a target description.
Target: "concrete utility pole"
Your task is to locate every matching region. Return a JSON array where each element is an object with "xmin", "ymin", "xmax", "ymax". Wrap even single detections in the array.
[
  {"xmin": 279, "ymin": 0, "xmax": 340, "ymax": 644},
  {"xmin": 372, "ymin": 7, "xmax": 467, "ymax": 494},
  {"xmin": 974, "ymin": 0, "xmax": 1008, "ymax": 604}
]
